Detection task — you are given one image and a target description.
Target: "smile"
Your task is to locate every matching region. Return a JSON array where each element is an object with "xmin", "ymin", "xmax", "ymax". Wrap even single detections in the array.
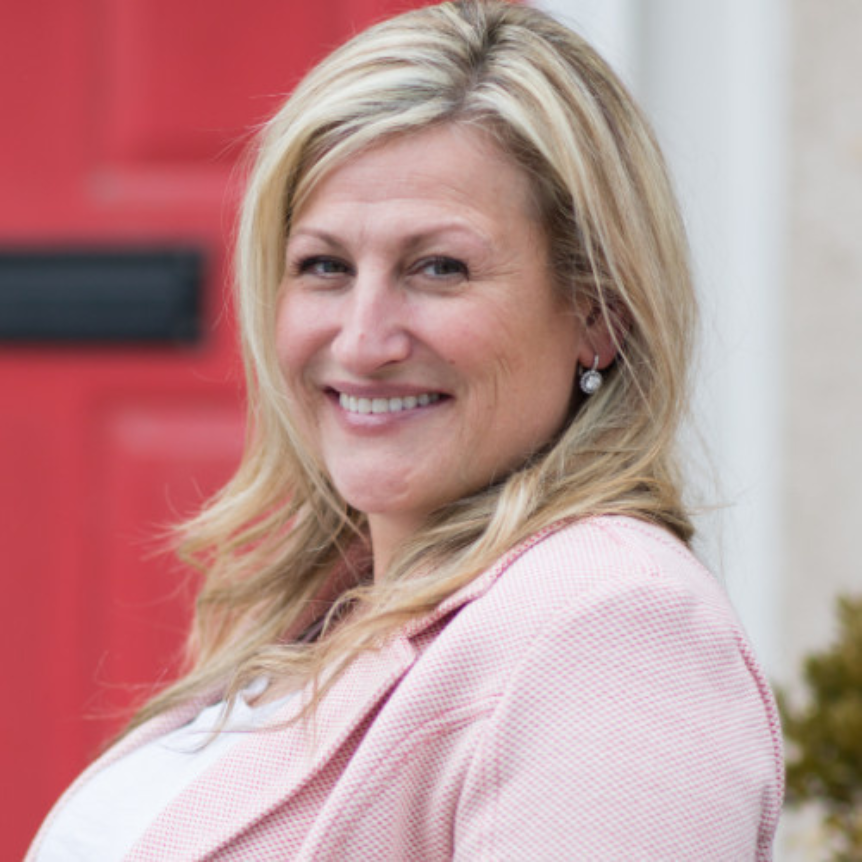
[{"xmin": 338, "ymin": 392, "xmax": 442, "ymax": 414}]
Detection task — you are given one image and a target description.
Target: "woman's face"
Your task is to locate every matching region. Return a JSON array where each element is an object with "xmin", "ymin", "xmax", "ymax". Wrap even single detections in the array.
[{"xmin": 276, "ymin": 124, "xmax": 588, "ymax": 566}]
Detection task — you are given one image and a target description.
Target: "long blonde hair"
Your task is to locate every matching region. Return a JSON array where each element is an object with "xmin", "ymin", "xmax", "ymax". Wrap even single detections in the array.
[{"xmin": 128, "ymin": 0, "xmax": 697, "ymax": 731}]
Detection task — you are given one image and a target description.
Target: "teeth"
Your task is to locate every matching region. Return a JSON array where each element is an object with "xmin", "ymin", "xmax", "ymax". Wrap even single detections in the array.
[{"xmin": 339, "ymin": 392, "xmax": 440, "ymax": 414}]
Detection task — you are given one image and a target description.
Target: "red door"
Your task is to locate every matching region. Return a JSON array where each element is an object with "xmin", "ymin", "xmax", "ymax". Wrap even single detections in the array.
[{"xmin": 0, "ymin": 2, "xmax": 425, "ymax": 857}]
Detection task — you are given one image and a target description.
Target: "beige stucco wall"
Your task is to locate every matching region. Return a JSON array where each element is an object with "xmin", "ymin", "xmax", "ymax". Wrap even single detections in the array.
[
  {"xmin": 781, "ymin": 0, "xmax": 862, "ymax": 855},
  {"xmin": 783, "ymin": 0, "xmax": 862, "ymax": 676}
]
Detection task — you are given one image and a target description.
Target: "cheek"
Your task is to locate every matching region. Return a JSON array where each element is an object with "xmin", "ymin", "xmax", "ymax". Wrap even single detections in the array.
[
  {"xmin": 449, "ymin": 301, "xmax": 524, "ymax": 370},
  {"xmin": 493, "ymin": 310, "xmax": 580, "ymax": 431},
  {"xmin": 445, "ymin": 314, "xmax": 546, "ymax": 443},
  {"xmin": 273, "ymin": 305, "xmax": 327, "ymax": 444},
  {"xmin": 273, "ymin": 309, "xmax": 296, "ymax": 377},
  {"xmin": 460, "ymin": 304, "xmax": 572, "ymax": 394},
  {"xmin": 274, "ymin": 295, "xmax": 322, "ymax": 388}
]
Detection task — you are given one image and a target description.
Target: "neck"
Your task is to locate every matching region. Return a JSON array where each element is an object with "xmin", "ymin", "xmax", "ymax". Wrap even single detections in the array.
[{"xmin": 368, "ymin": 513, "xmax": 426, "ymax": 582}]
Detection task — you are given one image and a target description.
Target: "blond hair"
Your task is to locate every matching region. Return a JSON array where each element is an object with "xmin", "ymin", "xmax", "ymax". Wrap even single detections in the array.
[{"xmin": 128, "ymin": 0, "xmax": 697, "ymax": 731}]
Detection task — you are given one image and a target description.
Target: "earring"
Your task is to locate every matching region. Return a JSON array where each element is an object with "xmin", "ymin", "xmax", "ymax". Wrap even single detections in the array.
[{"xmin": 579, "ymin": 355, "xmax": 603, "ymax": 395}]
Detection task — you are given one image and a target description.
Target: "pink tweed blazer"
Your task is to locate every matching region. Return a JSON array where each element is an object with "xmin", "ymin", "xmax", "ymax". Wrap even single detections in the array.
[{"xmin": 29, "ymin": 516, "xmax": 784, "ymax": 860}]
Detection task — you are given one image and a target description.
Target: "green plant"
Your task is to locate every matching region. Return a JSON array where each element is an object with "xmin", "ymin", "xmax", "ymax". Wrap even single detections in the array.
[{"xmin": 779, "ymin": 595, "xmax": 862, "ymax": 860}]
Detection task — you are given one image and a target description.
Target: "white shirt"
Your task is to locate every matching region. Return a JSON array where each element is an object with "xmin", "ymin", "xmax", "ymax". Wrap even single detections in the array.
[{"xmin": 37, "ymin": 680, "xmax": 293, "ymax": 861}]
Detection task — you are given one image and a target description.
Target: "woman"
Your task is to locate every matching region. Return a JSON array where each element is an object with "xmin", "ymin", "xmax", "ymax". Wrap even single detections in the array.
[{"xmin": 29, "ymin": 1, "xmax": 784, "ymax": 859}]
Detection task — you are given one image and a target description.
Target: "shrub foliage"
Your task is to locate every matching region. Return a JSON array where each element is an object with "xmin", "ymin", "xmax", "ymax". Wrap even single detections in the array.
[{"xmin": 779, "ymin": 595, "xmax": 862, "ymax": 859}]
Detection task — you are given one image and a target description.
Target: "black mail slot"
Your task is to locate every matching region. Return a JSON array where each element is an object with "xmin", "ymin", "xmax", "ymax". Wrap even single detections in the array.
[{"xmin": 0, "ymin": 248, "xmax": 204, "ymax": 343}]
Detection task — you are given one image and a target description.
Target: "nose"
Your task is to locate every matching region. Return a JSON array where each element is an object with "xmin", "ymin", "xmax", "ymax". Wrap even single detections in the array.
[{"xmin": 331, "ymin": 273, "xmax": 412, "ymax": 374}]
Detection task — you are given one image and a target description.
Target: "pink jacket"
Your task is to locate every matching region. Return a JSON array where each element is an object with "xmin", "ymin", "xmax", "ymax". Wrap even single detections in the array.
[{"xmin": 29, "ymin": 517, "xmax": 784, "ymax": 860}]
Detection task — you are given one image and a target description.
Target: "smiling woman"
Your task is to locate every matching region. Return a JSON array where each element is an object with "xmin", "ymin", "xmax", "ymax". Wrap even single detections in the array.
[
  {"xmin": 28, "ymin": 1, "xmax": 784, "ymax": 859},
  {"xmin": 277, "ymin": 125, "xmax": 586, "ymax": 577}
]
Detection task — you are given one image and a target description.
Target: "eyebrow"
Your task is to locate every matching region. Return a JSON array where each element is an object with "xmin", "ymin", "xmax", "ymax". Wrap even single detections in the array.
[{"xmin": 285, "ymin": 227, "xmax": 345, "ymax": 251}]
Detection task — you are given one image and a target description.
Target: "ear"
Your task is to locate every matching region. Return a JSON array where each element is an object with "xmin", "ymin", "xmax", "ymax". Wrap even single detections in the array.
[{"xmin": 576, "ymin": 298, "xmax": 630, "ymax": 371}]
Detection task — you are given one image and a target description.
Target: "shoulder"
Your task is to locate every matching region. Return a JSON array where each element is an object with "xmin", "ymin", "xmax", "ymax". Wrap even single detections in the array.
[
  {"xmin": 447, "ymin": 517, "xmax": 784, "ymax": 858},
  {"xmin": 480, "ymin": 514, "xmax": 752, "ymax": 676},
  {"xmin": 512, "ymin": 514, "xmax": 713, "ymax": 592},
  {"xmin": 419, "ymin": 514, "xmax": 781, "ymax": 740},
  {"xmin": 461, "ymin": 515, "xmax": 734, "ymax": 645},
  {"xmin": 460, "ymin": 516, "xmax": 780, "ymax": 729},
  {"xmin": 437, "ymin": 515, "xmax": 784, "ymax": 787}
]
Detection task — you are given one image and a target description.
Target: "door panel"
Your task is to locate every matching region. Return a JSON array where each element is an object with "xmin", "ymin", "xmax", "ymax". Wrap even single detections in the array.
[{"xmin": 0, "ymin": 1, "xmax": 426, "ymax": 857}]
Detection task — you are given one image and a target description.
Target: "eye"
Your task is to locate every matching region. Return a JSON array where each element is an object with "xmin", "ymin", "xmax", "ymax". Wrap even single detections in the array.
[
  {"xmin": 416, "ymin": 256, "xmax": 469, "ymax": 279},
  {"xmin": 294, "ymin": 255, "xmax": 351, "ymax": 277}
]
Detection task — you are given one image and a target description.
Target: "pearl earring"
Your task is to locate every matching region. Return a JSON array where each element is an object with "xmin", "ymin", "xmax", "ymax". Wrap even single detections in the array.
[{"xmin": 579, "ymin": 355, "xmax": 603, "ymax": 395}]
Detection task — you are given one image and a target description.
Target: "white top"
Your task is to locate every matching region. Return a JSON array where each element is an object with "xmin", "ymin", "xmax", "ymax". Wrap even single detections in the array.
[{"xmin": 37, "ymin": 680, "xmax": 294, "ymax": 862}]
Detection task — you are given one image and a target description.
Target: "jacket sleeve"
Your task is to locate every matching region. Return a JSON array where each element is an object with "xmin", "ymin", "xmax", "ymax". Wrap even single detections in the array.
[{"xmin": 453, "ymin": 576, "xmax": 784, "ymax": 861}]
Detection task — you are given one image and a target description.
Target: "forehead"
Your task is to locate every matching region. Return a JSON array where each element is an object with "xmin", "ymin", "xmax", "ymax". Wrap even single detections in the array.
[{"xmin": 290, "ymin": 124, "xmax": 542, "ymax": 228}]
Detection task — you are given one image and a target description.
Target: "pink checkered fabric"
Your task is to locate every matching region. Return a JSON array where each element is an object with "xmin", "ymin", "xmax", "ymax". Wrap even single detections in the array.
[{"xmin": 29, "ymin": 516, "xmax": 783, "ymax": 860}]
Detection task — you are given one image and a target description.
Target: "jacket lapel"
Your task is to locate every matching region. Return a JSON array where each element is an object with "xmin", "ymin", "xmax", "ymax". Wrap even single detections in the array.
[
  {"xmin": 23, "ymin": 694, "xmax": 218, "ymax": 862},
  {"xmin": 129, "ymin": 520, "xmax": 568, "ymax": 860},
  {"xmin": 130, "ymin": 633, "xmax": 418, "ymax": 860}
]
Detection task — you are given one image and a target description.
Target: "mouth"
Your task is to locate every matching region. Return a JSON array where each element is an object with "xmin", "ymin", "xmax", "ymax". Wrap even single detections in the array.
[{"xmin": 330, "ymin": 389, "xmax": 446, "ymax": 415}]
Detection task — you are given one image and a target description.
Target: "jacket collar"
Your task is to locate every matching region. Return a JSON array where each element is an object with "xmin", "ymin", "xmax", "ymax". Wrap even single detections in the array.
[
  {"xmin": 134, "ymin": 633, "xmax": 417, "ymax": 858},
  {"xmin": 400, "ymin": 519, "xmax": 568, "ymax": 639},
  {"xmin": 131, "ymin": 520, "xmax": 569, "ymax": 858}
]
